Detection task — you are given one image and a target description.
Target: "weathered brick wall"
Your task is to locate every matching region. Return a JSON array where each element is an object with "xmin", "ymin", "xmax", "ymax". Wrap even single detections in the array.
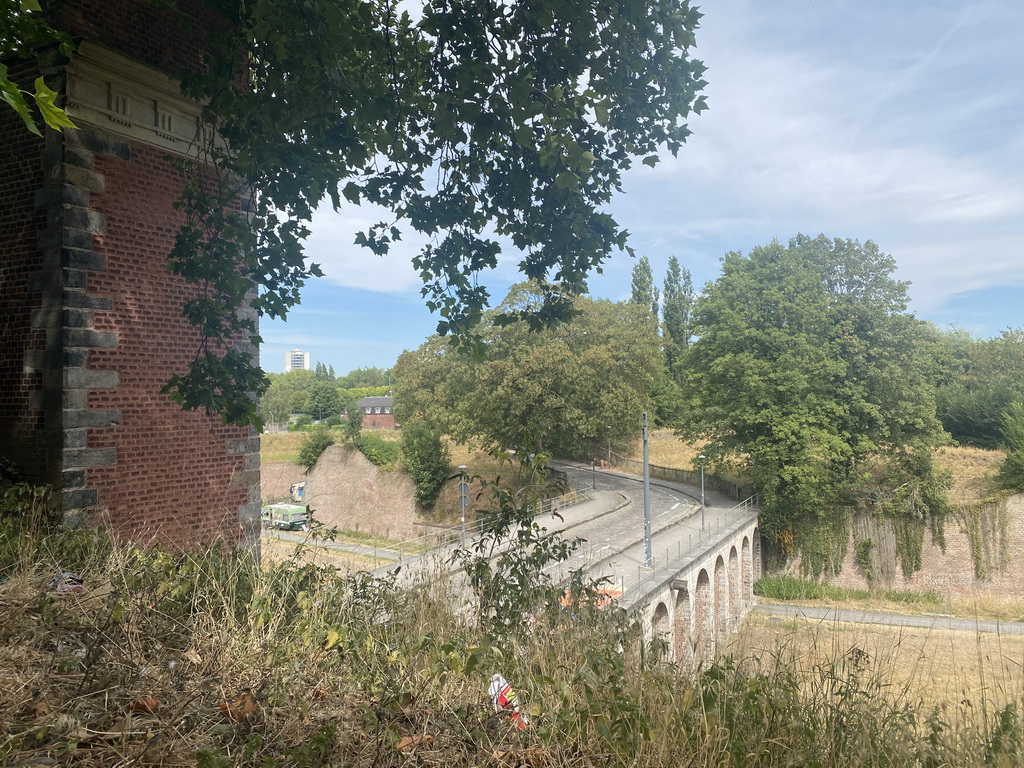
[
  {"xmin": 304, "ymin": 446, "xmax": 422, "ymax": 540},
  {"xmin": 794, "ymin": 495, "xmax": 1024, "ymax": 600},
  {"xmin": 1, "ymin": 2, "xmax": 261, "ymax": 550},
  {"xmin": 0, "ymin": 59, "xmax": 49, "ymax": 482},
  {"xmin": 76, "ymin": 139, "xmax": 256, "ymax": 546}
]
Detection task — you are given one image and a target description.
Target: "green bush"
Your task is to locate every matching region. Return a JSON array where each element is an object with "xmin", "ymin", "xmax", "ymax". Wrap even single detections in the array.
[
  {"xmin": 296, "ymin": 426, "xmax": 334, "ymax": 470},
  {"xmin": 342, "ymin": 401, "xmax": 364, "ymax": 442},
  {"xmin": 400, "ymin": 421, "xmax": 450, "ymax": 507},
  {"xmin": 754, "ymin": 574, "xmax": 826, "ymax": 601},
  {"xmin": 289, "ymin": 414, "xmax": 314, "ymax": 431},
  {"xmin": 998, "ymin": 402, "xmax": 1024, "ymax": 492},
  {"xmin": 356, "ymin": 433, "xmax": 399, "ymax": 469}
]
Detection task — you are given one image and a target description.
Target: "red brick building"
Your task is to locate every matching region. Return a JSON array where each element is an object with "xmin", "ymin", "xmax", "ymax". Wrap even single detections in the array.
[
  {"xmin": 0, "ymin": 2, "xmax": 260, "ymax": 552},
  {"xmin": 357, "ymin": 396, "xmax": 397, "ymax": 430}
]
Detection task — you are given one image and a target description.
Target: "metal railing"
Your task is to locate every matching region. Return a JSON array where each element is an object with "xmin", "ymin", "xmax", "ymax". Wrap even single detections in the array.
[
  {"xmin": 608, "ymin": 452, "xmax": 755, "ymax": 501},
  {"xmin": 587, "ymin": 495, "xmax": 760, "ymax": 602}
]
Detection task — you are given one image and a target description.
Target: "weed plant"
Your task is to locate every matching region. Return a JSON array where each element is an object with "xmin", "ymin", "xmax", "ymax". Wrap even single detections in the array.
[{"xmin": 2, "ymin": 490, "xmax": 1024, "ymax": 765}]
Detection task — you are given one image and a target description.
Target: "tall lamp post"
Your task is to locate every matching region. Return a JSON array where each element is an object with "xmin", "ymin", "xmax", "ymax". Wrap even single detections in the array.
[
  {"xmin": 458, "ymin": 465, "xmax": 469, "ymax": 546},
  {"xmin": 698, "ymin": 454, "xmax": 706, "ymax": 531},
  {"xmin": 642, "ymin": 412, "xmax": 652, "ymax": 567}
]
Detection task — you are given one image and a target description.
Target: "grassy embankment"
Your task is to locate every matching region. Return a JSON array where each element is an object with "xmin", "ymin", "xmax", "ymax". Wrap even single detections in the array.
[{"xmin": 4, "ymin": 500, "xmax": 1024, "ymax": 767}]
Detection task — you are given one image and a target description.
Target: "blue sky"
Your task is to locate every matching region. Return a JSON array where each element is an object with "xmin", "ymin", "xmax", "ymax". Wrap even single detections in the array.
[{"xmin": 262, "ymin": 0, "xmax": 1024, "ymax": 375}]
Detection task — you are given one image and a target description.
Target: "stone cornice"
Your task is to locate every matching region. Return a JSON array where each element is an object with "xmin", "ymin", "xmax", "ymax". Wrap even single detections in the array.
[{"xmin": 65, "ymin": 41, "xmax": 205, "ymax": 156}]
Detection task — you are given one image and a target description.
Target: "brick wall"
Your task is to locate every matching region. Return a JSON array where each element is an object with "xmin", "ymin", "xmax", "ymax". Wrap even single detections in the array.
[
  {"xmin": 1, "ymin": 2, "xmax": 261, "ymax": 551},
  {"xmin": 53, "ymin": 0, "xmax": 220, "ymax": 74},
  {"xmin": 789, "ymin": 495, "xmax": 1024, "ymax": 600},
  {"xmin": 0, "ymin": 60, "xmax": 49, "ymax": 482},
  {"xmin": 78, "ymin": 139, "xmax": 256, "ymax": 546}
]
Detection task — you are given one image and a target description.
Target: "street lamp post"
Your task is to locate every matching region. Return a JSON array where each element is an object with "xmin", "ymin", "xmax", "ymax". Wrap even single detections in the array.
[
  {"xmin": 592, "ymin": 459, "xmax": 596, "ymax": 490},
  {"xmin": 642, "ymin": 412, "xmax": 652, "ymax": 567},
  {"xmin": 698, "ymin": 454, "xmax": 706, "ymax": 531},
  {"xmin": 458, "ymin": 465, "xmax": 469, "ymax": 546}
]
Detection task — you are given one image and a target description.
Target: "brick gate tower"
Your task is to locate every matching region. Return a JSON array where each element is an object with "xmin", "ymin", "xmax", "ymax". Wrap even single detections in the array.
[{"xmin": 0, "ymin": 1, "xmax": 261, "ymax": 552}]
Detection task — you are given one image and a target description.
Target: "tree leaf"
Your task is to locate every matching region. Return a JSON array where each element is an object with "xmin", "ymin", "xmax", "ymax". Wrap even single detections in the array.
[{"xmin": 33, "ymin": 77, "xmax": 77, "ymax": 130}]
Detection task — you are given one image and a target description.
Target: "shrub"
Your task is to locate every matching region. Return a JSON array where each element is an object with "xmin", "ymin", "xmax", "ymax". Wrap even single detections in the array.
[
  {"xmin": 998, "ymin": 402, "xmax": 1024, "ymax": 491},
  {"xmin": 342, "ymin": 401, "xmax": 363, "ymax": 442},
  {"xmin": 289, "ymin": 414, "xmax": 314, "ymax": 431},
  {"xmin": 400, "ymin": 421, "xmax": 450, "ymax": 507},
  {"xmin": 356, "ymin": 433, "xmax": 399, "ymax": 469},
  {"xmin": 296, "ymin": 426, "xmax": 334, "ymax": 470}
]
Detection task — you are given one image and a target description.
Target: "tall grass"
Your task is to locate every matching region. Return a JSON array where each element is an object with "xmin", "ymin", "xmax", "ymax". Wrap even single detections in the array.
[
  {"xmin": 2, "ymin": 506, "xmax": 1023, "ymax": 766},
  {"xmin": 755, "ymin": 573, "xmax": 944, "ymax": 608}
]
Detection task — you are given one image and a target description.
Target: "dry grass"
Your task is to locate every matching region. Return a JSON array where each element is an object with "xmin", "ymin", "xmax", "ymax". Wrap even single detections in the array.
[
  {"xmin": 260, "ymin": 534, "xmax": 384, "ymax": 571},
  {"xmin": 261, "ymin": 431, "xmax": 307, "ymax": 463},
  {"xmin": 935, "ymin": 444, "xmax": 1006, "ymax": 505},
  {"xmin": 728, "ymin": 612, "xmax": 1024, "ymax": 716}
]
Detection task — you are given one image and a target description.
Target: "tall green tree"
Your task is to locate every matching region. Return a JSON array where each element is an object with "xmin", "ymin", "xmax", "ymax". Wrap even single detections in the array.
[
  {"xmin": 263, "ymin": 369, "xmax": 315, "ymax": 417},
  {"xmin": 395, "ymin": 285, "xmax": 661, "ymax": 460},
  {"xmin": 997, "ymin": 402, "xmax": 1024, "ymax": 492},
  {"xmin": 258, "ymin": 380, "xmax": 294, "ymax": 426},
  {"xmin": 679, "ymin": 235, "xmax": 948, "ymax": 553},
  {"xmin": 935, "ymin": 328, "xmax": 1024, "ymax": 448},
  {"xmin": 313, "ymin": 362, "xmax": 336, "ymax": 382},
  {"xmin": 400, "ymin": 421, "xmax": 451, "ymax": 507},
  {"xmin": 661, "ymin": 255, "xmax": 693, "ymax": 379},
  {"xmin": 630, "ymin": 256, "xmax": 660, "ymax": 319},
  {"xmin": 304, "ymin": 381, "xmax": 342, "ymax": 421},
  {"xmin": 342, "ymin": 399, "xmax": 364, "ymax": 443}
]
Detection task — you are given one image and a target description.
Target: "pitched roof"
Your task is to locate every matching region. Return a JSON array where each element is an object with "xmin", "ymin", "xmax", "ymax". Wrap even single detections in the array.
[{"xmin": 356, "ymin": 396, "xmax": 393, "ymax": 408}]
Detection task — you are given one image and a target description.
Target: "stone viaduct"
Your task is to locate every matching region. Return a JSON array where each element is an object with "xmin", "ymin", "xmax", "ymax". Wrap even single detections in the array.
[{"xmin": 618, "ymin": 507, "xmax": 762, "ymax": 666}]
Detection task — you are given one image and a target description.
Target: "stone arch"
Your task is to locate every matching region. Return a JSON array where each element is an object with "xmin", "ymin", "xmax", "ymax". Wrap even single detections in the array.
[
  {"xmin": 713, "ymin": 554, "xmax": 728, "ymax": 638},
  {"xmin": 651, "ymin": 601, "xmax": 670, "ymax": 662},
  {"xmin": 694, "ymin": 568, "xmax": 713, "ymax": 661},
  {"xmin": 728, "ymin": 545, "xmax": 740, "ymax": 624},
  {"xmin": 742, "ymin": 535, "xmax": 753, "ymax": 604},
  {"xmin": 673, "ymin": 585, "xmax": 693, "ymax": 672}
]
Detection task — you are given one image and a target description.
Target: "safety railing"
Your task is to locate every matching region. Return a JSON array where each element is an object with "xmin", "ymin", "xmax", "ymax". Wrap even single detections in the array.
[{"xmin": 589, "ymin": 495, "xmax": 760, "ymax": 602}]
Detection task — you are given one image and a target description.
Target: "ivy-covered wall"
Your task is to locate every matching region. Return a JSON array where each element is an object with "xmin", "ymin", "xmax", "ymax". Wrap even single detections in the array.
[{"xmin": 805, "ymin": 493, "xmax": 1024, "ymax": 597}]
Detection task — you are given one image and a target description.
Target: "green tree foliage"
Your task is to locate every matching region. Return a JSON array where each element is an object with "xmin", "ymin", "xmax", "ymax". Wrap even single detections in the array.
[
  {"xmin": 355, "ymin": 433, "xmax": 399, "ymax": 469},
  {"xmin": 1, "ymin": 2, "xmax": 76, "ymax": 135},
  {"xmin": 400, "ymin": 421, "xmax": 451, "ymax": 507},
  {"xmin": 258, "ymin": 379, "xmax": 293, "ymax": 426},
  {"xmin": 395, "ymin": 285, "xmax": 661, "ymax": 460},
  {"xmin": 935, "ymin": 328, "xmax": 1024, "ymax": 448},
  {"xmin": 337, "ymin": 367, "xmax": 390, "ymax": 389},
  {"xmin": 679, "ymin": 235, "xmax": 948, "ymax": 553},
  {"xmin": 661, "ymin": 254, "xmax": 694, "ymax": 379},
  {"xmin": 997, "ymin": 402, "xmax": 1024, "ymax": 492},
  {"xmin": 304, "ymin": 381, "xmax": 342, "ymax": 421},
  {"xmin": 263, "ymin": 369, "xmax": 315, "ymax": 418},
  {"xmin": 152, "ymin": 0, "xmax": 706, "ymax": 426},
  {"xmin": 630, "ymin": 255, "xmax": 660, "ymax": 318},
  {"xmin": 342, "ymin": 400, "xmax": 364, "ymax": 443},
  {"xmin": 297, "ymin": 426, "xmax": 334, "ymax": 470},
  {"xmin": 313, "ymin": 362, "xmax": 335, "ymax": 381}
]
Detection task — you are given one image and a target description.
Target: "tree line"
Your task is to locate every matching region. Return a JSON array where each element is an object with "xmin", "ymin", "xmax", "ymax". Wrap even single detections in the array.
[
  {"xmin": 258, "ymin": 364, "xmax": 391, "ymax": 427},
  {"xmin": 391, "ymin": 234, "xmax": 1024, "ymax": 563}
]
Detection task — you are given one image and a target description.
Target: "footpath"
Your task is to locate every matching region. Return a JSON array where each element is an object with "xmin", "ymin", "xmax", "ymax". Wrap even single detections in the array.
[{"xmin": 754, "ymin": 603, "xmax": 1024, "ymax": 635}]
